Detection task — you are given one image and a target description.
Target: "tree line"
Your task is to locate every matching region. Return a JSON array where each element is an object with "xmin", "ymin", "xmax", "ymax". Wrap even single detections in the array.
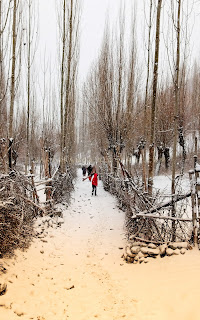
[
  {"xmin": 0, "ymin": 0, "xmax": 200, "ymax": 197},
  {"xmin": 0, "ymin": 0, "xmax": 80, "ymax": 177},
  {"xmin": 78, "ymin": 0, "xmax": 200, "ymax": 196}
]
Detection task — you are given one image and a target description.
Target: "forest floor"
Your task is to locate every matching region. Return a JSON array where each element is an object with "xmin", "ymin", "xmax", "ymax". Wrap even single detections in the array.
[{"xmin": 1, "ymin": 170, "xmax": 200, "ymax": 320}]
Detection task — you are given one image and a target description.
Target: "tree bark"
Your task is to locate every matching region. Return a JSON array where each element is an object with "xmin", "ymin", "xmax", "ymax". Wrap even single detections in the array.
[
  {"xmin": 143, "ymin": 0, "xmax": 153, "ymax": 191},
  {"xmin": 63, "ymin": 0, "xmax": 73, "ymax": 169},
  {"xmin": 9, "ymin": 0, "xmax": 17, "ymax": 139},
  {"xmin": 25, "ymin": 0, "xmax": 31, "ymax": 174},
  {"xmin": 60, "ymin": 0, "xmax": 66, "ymax": 173},
  {"xmin": 148, "ymin": 0, "xmax": 162, "ymax": 196},
  {"xmin": 171, "ymin": 0, "xmax": 181, "ymax": 241}
]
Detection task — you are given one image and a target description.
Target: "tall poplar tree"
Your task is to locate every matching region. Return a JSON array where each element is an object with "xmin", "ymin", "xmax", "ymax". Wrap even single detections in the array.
[
  {"xmin": 59, "ymin": 0, "xmax": 80, "ymax": 173},
  {"xmin": 148, "ymin": 0, "xmax": 162, "ymax": 196}
]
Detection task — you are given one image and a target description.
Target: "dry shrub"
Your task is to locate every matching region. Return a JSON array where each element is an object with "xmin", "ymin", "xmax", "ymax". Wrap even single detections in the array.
[
  {"xmin": 52, "ymin": 166, "xmax": 75, "ymax": 204},
  {"xmin": 0, "ymin": 171, "xmax": 41, "ymax": 257}
]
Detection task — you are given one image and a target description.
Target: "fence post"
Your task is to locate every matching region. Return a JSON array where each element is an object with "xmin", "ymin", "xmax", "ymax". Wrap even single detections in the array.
[
  {"xmin": 8, "ymin": 138, "xmax": 13, "ymax": 170},
  {"xmin": 194, "ymin": 155, "xmax": 198, "ymax": 168},
  {"xmin": 1, "ymin": 138, "xmax": 8, "ymax": 173},
  {"xmin": 30, "ymin": 168, "xmax": 39, "ymax": 204},
  {"xmin": 195, "ymin": 136, "xmax": 198, "ymax": 156},
  {"xmin": 189, "ymin": 170, "xmax": 197, "ymax": 246},
  {"xmin": 44, "ymin": 148, "xmax": 52, "ymax": 202},
  {"xmin": 194, "ymin": 158, "xmax": 200, "ymax": 248}
]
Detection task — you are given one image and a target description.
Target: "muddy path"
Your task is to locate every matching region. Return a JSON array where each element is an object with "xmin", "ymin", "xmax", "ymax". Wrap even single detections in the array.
[{"xmin": 1, "ymin": 170, "xmax": 200, "ymax": 320}]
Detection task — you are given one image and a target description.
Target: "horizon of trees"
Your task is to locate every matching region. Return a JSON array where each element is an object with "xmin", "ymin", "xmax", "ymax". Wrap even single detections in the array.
[{"xmin": 0, "ymin": 0, "xmax": 200, "ymax": 194}]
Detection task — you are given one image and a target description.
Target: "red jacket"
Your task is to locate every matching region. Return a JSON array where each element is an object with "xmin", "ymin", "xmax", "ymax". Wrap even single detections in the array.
[{"xmin": 92, "ymin": 173, "xmax": 98, "ymax": 186}]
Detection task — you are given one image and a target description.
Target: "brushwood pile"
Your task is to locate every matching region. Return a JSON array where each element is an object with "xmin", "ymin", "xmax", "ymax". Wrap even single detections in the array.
[
  {"xmin": 0, "ymin": 171, "xmax": 39, "ymax": 257},
  {"xmin": 52, "ymin": 167, "xmax": 75, "ymax": 203}
]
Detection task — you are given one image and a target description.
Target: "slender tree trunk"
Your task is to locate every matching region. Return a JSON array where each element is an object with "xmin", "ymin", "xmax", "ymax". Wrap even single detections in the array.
[
  {"xmin": 143, "ymin": 0, "xmax": 153, "ymax": 191},
  {"xmin": 63, "ymin": 0, "xmax": 73, "ymax": 170},
  {"xmin": 0, "ymin": 1, "xmax": 10, "ymax": 138},
  {"xmin": 9, "ymin": 0, "xmax": 17, "ymax": 140},
  {"xmin": 25, "ymin": 0, "xmax": 31, "ymax": 174},
  {"xmin": 0, "ymin": 0, "xmax": 2, "ymax": 129},
  {"xmin": 114, "ymin": 9, "xmax": 125, "ymax": 175},
  {"xmin": 60, "ymin": 0, "xmax": 66, "ymax": 173},
  {"xmin": 148, "ymin": 0, "xmax": 162, "ymax": 195},
  {"xmin": 171, "ymin": 0, "xmax": 181, "ymax": 241}
]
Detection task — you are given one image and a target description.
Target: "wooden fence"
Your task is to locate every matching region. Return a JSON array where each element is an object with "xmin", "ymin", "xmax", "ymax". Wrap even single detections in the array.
[{"xmin": 100, "ymin": 160, "xmax": 200, "ymax": 246}]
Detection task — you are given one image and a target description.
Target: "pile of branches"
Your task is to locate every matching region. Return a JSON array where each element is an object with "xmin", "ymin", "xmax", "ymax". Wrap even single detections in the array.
[
  {"xmin": 100, "ymin": 162, "xmax": 154, "ymax": 215},
  {"xmin": 128, "ymin": 215, "xmax": 193, "ymax": 244},
  {"xmin": 52, "ymin": 166, "xmax": 75, "ymax": 204},
  {"xmin": 0, "ymin": 171, "xmax": 43, "ymax": 257},
  {"xmin": 100, "ymin": 161, "xmax": 193, "ymax": 243}
]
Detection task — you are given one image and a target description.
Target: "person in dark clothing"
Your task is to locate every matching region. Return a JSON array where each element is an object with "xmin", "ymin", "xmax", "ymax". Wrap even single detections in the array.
[
  {"xmin": 87, "ymin": 165, "xmax": 92, "ymax": 176},
  {"xmin": 82, "ymin": 165, "xmax": 87, "ymax": 176}
]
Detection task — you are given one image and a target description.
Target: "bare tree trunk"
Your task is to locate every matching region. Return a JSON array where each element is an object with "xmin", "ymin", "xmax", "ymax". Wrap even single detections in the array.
[
  {"xmin": 8, "ymin": 138, "xmax": 13, "ymax": 170},
  {"xmin": 60, "ymin": 0, "xmax": 66, "ymax": 173},
  {"xmin": 0, "ymin": 1, "xmax": 11, "ymax": 141},
  {"xmin": 143, "ymin": 0, "xmax": 153, "ymax": 191},
  {"xmin": 171, "ymin": 0, "xmax": 181, "ymax": 241},
  {"xmin": 25, "ymin": 0, "xmax": 31, "ymax": 174},
  {"xmin": 115, "ymin": 6, "xmax": 124, "ymax": 159},
  {"xmin": 125, "ymin": 7, "xmax": 137, "ymax": 177},
  {"xmin": 0, "ymin": 0, "xmax": 2, "ymax": 131},
  {"xmin": 63, "ymin": 0, "xmax": 73, "ymax": 172},
  {"xmin": 9, "ymin": 0, "xmax": 17, "ymax": 140},
  {"xmin": 148, "ymin": 0, "xmax": 162, "ymax": 196}
]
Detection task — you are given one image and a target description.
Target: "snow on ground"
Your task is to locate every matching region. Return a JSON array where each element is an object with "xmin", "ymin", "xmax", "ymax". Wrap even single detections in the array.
[
  {"xmin": 1, "ymin": 169, "xmax": 200, "ymax": 319},
  {"xmin": 153, "ymin": 174, "xmax": 190, "ymax": 195},
  {"xmin": 153, "ymin": 174, "xmax": 192, "ymax": 219}
]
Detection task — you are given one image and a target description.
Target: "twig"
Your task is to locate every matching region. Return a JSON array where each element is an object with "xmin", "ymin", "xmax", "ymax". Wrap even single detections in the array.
[{"xmin": 17, "ymin": 195, "xmax": 46, "ymax": 215}]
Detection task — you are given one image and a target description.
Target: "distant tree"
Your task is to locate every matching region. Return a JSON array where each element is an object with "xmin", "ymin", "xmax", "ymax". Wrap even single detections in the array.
[
  {"xmin": 59, "ymin": 0, "xmax": 80, "ymax": 173},
  {"xmin": 0, "ymin": 0, "xmax": 11, "ymax": 140},
  {"xmin": 25, "ymin": 0, "xmax": 38, "ymax": 174},
  {"xmin": 9, "ymin": 0, "xmax": 17, "ymax": 140}
]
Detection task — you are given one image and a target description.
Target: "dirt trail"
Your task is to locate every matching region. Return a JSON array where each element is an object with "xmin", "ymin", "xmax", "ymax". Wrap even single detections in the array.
[{"xmin": 1, "ymin": 170, "xmax": 200, "ymax": 320}]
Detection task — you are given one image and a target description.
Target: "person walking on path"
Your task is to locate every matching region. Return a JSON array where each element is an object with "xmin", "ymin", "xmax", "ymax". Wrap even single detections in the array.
[
  {"xmin": 87, "ymin": 164, "xmax": 93, "ymax": 176},
  {"xmin": 91, "ymin": 171, "xmax": 98, "ymax": 196},
  {"xmin": 83, "ymin": 167, "xmax": 98, "ymax": 196},
  {"xmin": 82, "ymin": 165, "xmax": 87, "ymax": 176}
]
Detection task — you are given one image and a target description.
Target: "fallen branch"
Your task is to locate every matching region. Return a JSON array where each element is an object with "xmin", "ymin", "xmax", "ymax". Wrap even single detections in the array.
[
  {"xmin": 35, "ymin": 179, "xmax": 52, "ymax": 186},
  {"xmin": 137, "ymin": 192, "xmax": 191, "ymax": 216},
  {"xmin": 132, "ymin": 213, "xmax": 192, "ymax": 222}
]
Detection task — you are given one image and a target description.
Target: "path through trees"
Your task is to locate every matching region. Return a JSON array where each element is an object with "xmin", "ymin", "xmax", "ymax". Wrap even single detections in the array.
[{"xmin": 1, "ymin": 169, "xmax": 200, "ymax": 319}]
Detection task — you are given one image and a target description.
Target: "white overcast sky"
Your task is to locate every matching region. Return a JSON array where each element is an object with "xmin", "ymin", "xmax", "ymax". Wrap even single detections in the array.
[
  {"xmin": 38, "ymin": 0, "xmax": 200, "ymax": 82},
  {"xmin": 38, "ymin": 0, "xmax": 144, "ymax": 81}
]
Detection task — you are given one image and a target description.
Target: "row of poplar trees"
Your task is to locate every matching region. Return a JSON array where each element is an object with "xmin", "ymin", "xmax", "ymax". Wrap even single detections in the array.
[
  {"xmin": 79, "ymin": 0, "xmax": 200, "ymax": 197},
  {"xmin": 0, "ymin": 0, "xmax": 80, "ymax": 176}
]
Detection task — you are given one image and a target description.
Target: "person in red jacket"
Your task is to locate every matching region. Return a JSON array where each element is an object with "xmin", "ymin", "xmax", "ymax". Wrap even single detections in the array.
[
  {"xmin": 83, "ymin": 167, "xmax": 98, "ymax": 196},
  {"xmin": 91, "ymin": 172, "xmax": 98, "ymax": 196}
]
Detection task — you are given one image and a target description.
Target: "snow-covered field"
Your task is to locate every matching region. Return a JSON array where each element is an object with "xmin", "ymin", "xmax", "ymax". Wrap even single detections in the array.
[{"xmin": 154, "ymin": 174, "xmax": 190, "ymax": 195}]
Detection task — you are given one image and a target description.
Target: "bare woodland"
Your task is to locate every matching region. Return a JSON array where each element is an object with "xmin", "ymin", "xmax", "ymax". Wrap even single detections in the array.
[{"xmin": 1, "ymin": 0, "xmax": 200, "ymax": 257}]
